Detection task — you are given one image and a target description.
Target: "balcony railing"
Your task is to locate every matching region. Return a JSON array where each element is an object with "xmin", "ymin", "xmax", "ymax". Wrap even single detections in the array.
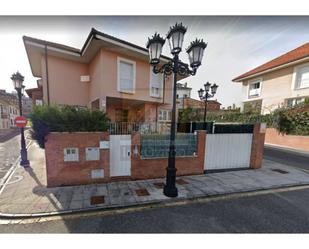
[{"xmin": 248, "ymin": 88, "xmax": 261, "ymax": 97}]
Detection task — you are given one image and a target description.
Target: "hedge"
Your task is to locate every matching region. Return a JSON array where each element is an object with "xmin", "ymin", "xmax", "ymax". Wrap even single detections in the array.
[
  {"xmin": 178, "ymin": 103, "xmax": 309, "ymax": 136},
  {"xmin": 30, "ymin": 105, "xmax": 110, "ymax": 148}
]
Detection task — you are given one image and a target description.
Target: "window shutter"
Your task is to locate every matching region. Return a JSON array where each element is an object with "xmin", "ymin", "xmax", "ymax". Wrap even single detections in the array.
[
  {"xmin": 150, "ymin": 68, "xmax": 163, "ymax": 96},
  {"xmin": 119, "ymin": 61, "xmax": 134, "ymax": 92}
]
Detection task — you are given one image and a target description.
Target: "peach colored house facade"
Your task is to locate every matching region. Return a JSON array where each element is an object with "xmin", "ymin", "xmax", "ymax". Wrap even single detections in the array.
[
  {"xmin": 233, "ymin": 43, "xmax": 309, "ymax": 114},
  {"xmin": 24, "ymin": 28, "xmax": 185, "ymax": 126}
]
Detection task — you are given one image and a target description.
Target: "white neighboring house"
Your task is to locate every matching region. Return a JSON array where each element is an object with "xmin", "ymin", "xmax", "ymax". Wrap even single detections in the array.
[
  {"xmin": 233, "ymin": 42, "xmax": 309, "ymax": 114},
  {"xmin": 176, "ymin": 82, "xmax": 192, "ymax": 99}
]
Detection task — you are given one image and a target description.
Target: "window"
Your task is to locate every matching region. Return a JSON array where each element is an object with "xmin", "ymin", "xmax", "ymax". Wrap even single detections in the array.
[
  {"xmin": 35, "ymin": 99, "xmax": 43, "ymax": 106},
  {"xmin": 248, "ymin": 79, "xmax": 261, "ymax": 97},
  {"xmin": 158, "ymin": 110, "xmax": 171, "ymax": 122},
  {"xmin": 286, "ymin": 97, "xmax": 305, "ymax": 107},
  {"xmin": 118, "ymin": 58, "xmax": 136, "ymax": 93},
  {"xmin": 150, "ymin": 67, "xmax": 163, "ymax": 97},
  {"xmin": 64, "ymin": 148, "xmax": 79, "ymax": 162},
  {"xmin": 295, "ymin": 65, "xmax": 309, "ymax": 89}
]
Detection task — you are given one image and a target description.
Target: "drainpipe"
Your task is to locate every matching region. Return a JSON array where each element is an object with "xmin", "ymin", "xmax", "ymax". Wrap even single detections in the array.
[{"xmin": 45, "ymin": 44, "xmax": 50, "ymax": 105}]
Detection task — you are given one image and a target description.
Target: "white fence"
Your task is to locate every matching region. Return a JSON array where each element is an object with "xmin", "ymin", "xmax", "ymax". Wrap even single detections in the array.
[{"xmin": 204, "ymin": 134, "xmax": 253, "ymax": 171}]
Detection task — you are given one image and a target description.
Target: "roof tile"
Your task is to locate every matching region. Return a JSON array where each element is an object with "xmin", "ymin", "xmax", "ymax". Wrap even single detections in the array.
[{"xmin": 233, "ymin": 42, "xmax": 309, "ymax": 81}]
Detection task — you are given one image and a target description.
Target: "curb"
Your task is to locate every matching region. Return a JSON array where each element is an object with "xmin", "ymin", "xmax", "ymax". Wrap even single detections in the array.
[{"xmin": 1, "ymin": 182, "xmax": 309, "ymax": 220}]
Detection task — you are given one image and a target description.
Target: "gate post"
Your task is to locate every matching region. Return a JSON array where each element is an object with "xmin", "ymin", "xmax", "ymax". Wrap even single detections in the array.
[{"xmin": 250, "ymin": 123, "xmax": 266, "ymax": 169}]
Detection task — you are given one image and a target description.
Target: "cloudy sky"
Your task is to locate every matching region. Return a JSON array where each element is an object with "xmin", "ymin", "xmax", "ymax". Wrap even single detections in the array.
[{"xmin": 1, "ymin": 16, "xmax": 309, "ymax": 107}]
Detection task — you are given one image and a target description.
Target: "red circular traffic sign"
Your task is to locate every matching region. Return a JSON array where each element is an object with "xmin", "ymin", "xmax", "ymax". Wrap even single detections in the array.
[{"xmin": 15, "ymin": 116, "xmax": 28, "ymax": 128}]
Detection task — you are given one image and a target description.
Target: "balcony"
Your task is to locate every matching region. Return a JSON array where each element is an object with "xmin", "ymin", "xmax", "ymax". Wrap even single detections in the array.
[{"xmin": 248, "ymin": 88, "xmax": 261, "ymax": 98}]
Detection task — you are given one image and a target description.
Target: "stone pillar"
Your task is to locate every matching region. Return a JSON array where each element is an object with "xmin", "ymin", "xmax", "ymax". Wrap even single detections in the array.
[{"xmin": 250, "ymin": 123, "xmax": 266, "ymax": 169}]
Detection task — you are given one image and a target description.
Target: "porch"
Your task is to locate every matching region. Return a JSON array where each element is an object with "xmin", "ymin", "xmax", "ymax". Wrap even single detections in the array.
[{"xmin": 104, "ymin": 97, "xmax": 172, "ymax": 134}]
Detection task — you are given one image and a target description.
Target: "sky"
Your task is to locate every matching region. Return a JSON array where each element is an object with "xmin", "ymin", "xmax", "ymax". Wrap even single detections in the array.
[{"xmin": 1, "ymin": 16, "xmax": 309, "ymax": 107}]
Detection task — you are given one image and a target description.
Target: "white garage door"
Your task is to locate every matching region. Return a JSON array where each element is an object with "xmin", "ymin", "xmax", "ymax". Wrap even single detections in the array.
[{"xmin": 204, "ymin": 134, "xmax": 253, "ymax": 171}]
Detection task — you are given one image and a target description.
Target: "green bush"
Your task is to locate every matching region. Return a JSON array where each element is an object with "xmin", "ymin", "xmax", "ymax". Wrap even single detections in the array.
[
  {"xmin": 272, "ymin": 103, "xmax": 309, "ymax": 136},
  {"xmin": 30, "ymin": 105, "xmax": 110, "ymax": 148},
  {"xmin": 178, "ymin": 102, "xmax": 308, "ymax": 136}
]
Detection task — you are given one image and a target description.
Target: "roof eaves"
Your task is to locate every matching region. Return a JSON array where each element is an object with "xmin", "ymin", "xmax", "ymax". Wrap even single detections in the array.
[{"xmin": 232, "ymin": 55, "xmax": 309, "ymax": 82}]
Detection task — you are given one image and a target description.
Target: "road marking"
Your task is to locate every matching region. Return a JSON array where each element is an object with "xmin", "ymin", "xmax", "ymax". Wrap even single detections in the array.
[
  {"xmin": 0, "ymin": 140, "xmax": 33, "ymax": 194},
  {"xmin": 2, "ymin": 183, "xmax": 309, "ymax": 225}
]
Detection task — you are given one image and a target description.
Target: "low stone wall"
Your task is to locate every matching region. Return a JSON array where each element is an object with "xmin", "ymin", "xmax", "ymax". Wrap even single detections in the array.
[
  {"xmin": 131, "ymin": 131, "xmax": 206, "ymax": 180},
  {"xmin": 265, "ymin": 128, "xmax": 309, "ymax": 152},
  {"xmin": 45, "ymin": 132, "xmax": 110, "ymax": 187}
]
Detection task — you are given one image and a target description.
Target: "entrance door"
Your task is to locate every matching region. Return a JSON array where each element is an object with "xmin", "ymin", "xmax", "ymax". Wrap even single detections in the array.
[{"xmin": 110, "ymin": 135, "xmax": 131, "ymax": 177}]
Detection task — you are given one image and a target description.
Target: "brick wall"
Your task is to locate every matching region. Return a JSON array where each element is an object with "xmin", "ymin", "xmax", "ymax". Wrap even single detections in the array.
[
  {"xmin": 44, "ymin": 125, "xmax": 265, "ymax": 187},
  {"xmin": 45, "ymin": 132, "xmax": 110, "ymax": 187},
  {"xmin": 131, "ymin": 131, "xmax": 206, "ymax": 180},
  {"xmin": 265, "ymin": 128, "xmax": 309, "ymax": 152}
]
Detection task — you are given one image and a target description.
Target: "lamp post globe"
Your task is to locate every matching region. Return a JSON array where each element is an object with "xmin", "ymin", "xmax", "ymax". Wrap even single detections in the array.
[
  {"xmin": 198, "ymin": 88, "xmax": 204, "ymax": 100},
  {"xmin": 166, "ymin": 22, "xmax": 187, "ymax": 54},
  {"xmin": 11, "ymin": 71, "xmax": 30, "ymax": 168},
  {"xmin": 147, "ymin": 23, "xmax": 207, "ymax": 197},
  {"xmin": 146, "ymin": 33, "xmax": 165, "ymax": 65},
  {"xmin": 186, "ymin": 39, "xmax": 207, "ymax": 69},
  {"xmin": 204, "ymin": 81, "xmax": 211, "ymax": 92}
]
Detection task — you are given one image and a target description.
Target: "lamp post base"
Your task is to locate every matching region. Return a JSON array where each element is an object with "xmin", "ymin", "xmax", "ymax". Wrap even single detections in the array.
[
  {"xmin": 163, "ymin": 167, "xmax": 178, "ymax": 197},
  {"xmin": 20, "ymin": 159, "xmax": 30, "ymax": 167},
  {"xmin": 163, "ymin": 185, "xmax": 178, "ymax": 197},
  {"xmin": 20, "ymin": 148, "xmax": 30, "ymax": 168}
]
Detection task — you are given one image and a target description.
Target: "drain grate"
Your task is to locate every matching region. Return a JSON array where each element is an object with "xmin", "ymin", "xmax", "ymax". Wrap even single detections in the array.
[
  {"xmin": 135, "ymin": 188, "xmax": 150, "ymax": 196},
  {"xmin": 176, "ymin": 178, "xmax": 189, "ymax": 185},
  {"xmin": 90, "ymin": 195, "xmax": 105, "ymax": 205},
  {"xmin": 153, "ymin": 182, "xmax": 165, "ymax": 189},
  {"xmin": 272, "ymin": 169, "xmax": 289, "ymax": 174}
]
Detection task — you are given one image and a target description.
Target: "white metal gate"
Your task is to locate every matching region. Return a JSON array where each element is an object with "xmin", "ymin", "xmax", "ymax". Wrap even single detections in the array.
[
  {"xmin": 110, "ymin": 135, "xmax": 131, "ymax": 177},
  {"xmin": 204, "ymin": 134, "xmax": 253, "ymax": 171}
]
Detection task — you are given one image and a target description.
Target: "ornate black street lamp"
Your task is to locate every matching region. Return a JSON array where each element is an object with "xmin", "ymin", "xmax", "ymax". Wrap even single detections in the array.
[
  {"xmin": 11, "ymin": 72, "xmax": 30, "ymax": 167},
  {"xmin": 198, "ymin": 82, "xmax": 218, "ymax": 123},
  {"xmin": 147, "ymin": 23, "xmax": 207, "ymax": 197}
]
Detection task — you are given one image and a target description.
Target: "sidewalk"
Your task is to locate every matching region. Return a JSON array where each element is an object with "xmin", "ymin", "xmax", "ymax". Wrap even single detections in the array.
[{"xmin": 1, "ymin": 140, "xmax": 309, "ymax": 217}]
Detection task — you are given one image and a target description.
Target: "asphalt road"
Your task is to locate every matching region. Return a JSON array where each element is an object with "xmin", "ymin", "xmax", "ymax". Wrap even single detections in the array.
[
  {"xmin": 263, "ymin": 145, "xmax": 309, "ymax": 171},
  {"xmin": 1, "ymin": 187, "xmax": 309, "ymax": 233},
  {"xmin": 0, "ymin": 132, "xmax": 20, "ymax": 180}
]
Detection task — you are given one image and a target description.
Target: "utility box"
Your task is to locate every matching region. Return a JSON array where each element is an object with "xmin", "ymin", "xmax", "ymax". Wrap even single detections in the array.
[
  {"xmin": 85, "ymin": 147, "xmax": 100, "ymax": 161},
  {"xmin": 91, "ymin": 169, "xmax": 104, "ymax": 179}
]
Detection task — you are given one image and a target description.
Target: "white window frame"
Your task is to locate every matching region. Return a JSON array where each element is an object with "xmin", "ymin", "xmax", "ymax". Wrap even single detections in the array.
[
  {"xmin": 247, "ymin": 78, "xmax": 262, "ymax": 98},
  {"xmin": 292, "ymin": 62, "xmax": 309, "ymax": 90},
  {"xmin": 35, "ymin": 99, "xmax": 43, "ymax": 106},
  {"xmin": 158, "ymin": 109, "xmax": 172, "ymax": 122},
  {"xmin": 117, "ymin": 57, "xmax": 136, "ymax": 94},
  {"xmin": 64, "ymin": 147, "xmax": 79, "ymax": 162},
  {"xmin": 149, "ymin": 66, "xmax": 163, "ymax": 98}
]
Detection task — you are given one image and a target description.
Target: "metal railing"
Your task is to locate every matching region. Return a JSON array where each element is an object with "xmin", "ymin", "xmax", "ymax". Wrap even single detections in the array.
[
  {"xmin": 108, "ymin": 121, "xmax": 255, "ymax": 135},
  {"xmin": 109, "ymin": 122, "xmax": 172, "ymax": 135}
]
